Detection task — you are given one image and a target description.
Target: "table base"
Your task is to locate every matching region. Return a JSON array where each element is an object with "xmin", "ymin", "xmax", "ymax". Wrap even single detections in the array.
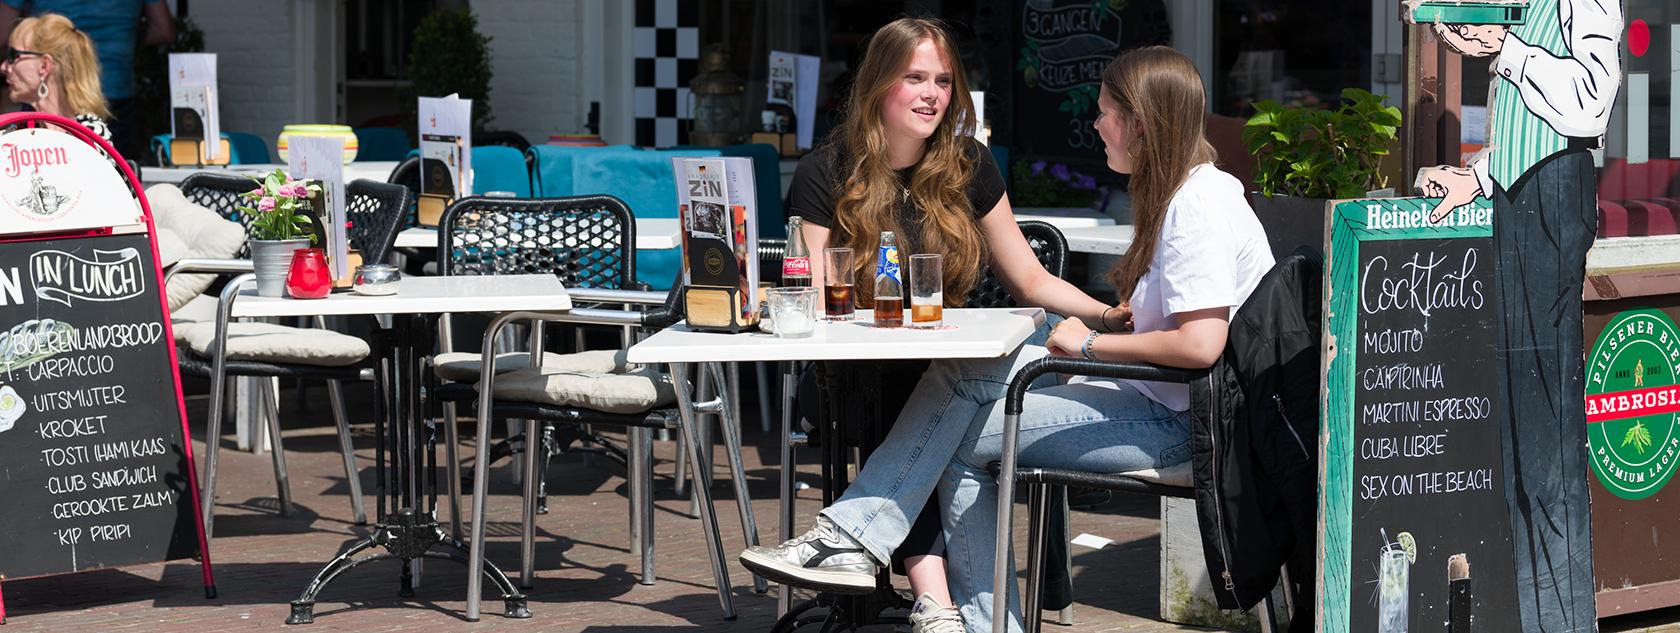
[{"xmin": 286, "ymin": 509, "xmax": 529, "ymax": 624}]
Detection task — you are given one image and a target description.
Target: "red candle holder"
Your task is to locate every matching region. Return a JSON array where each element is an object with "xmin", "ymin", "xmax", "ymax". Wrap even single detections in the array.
[{"xmin": 285, "ymin": 248, "xmax": 332, "ymax": 299}]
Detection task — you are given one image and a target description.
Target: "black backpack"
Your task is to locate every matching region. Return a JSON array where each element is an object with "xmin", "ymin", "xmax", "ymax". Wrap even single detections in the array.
[{"xmin": 1191, "ymin": 247, "xmax": 1322, "ymax": 620}]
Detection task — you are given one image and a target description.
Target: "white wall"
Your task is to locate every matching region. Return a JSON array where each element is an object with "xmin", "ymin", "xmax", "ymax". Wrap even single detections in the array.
[
  {"xmin": 190, "ymin": 2, "xmax": 294, "ymax": 155},
  {"xmin": 472, "ymin": 0, "xmax": 583, "ymax": 143}
]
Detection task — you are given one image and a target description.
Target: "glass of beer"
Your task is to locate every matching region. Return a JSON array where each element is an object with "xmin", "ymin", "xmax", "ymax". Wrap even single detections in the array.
[
  {"xmin": 824, "ymin": 247, "xmax": 855, "ymax": 320},
  {"xmin": 909, "ymin": 254, "xmax": 943, "ymax": 328}
]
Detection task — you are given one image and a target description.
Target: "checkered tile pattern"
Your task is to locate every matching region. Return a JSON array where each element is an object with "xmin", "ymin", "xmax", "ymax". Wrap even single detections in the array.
[{"xmin": 634, "ymin": 0, "xmax": 699, "ymax": 148}]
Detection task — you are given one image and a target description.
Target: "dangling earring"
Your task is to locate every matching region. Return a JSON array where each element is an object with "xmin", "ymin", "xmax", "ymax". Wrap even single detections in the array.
[
  {"xmin": 35, "ymin": 78, "xmax": 47, "ymax": 101},
  {"xmin": 1126, "ymin": 143, "xmax": 1138, "ymax": 159}
]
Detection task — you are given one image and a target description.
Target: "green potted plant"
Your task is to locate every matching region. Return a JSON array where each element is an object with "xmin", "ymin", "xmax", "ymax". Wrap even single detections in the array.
[
  {"xmin": 239, "ymin": 169, "xmax": 320, "ymax": 297},
  {"xmin": 1244, "ymin": 88, "xmax": 1401, "ymax": 256},
  {"xmin": 405, "ymin": 9, "xmax": 494, "ymax": 131}
]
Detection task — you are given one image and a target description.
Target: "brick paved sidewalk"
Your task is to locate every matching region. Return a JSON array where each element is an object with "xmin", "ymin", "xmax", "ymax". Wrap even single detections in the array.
[{"xmin": 3, "ymin": 379, "xmax": 1678, "ymax": 632}]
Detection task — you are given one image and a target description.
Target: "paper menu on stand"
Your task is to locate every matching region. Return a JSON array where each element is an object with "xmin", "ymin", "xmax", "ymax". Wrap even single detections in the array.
[
  {"xmin": 288, "ymin": 135, "xmax": 349, "ymax": 280},
  {"xmin": 767, "ymin": 50, "xmax": 820, "ymax": 150},
  {"xmin": 416, "ymin": 95, "xmax": 472, "ymax": 223},
  {"xmin": 167, "ymin": 53, "xmax": 220, "ymax": 159}
]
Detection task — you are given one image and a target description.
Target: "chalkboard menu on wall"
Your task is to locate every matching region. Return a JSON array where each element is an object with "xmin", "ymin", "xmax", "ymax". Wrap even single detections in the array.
[
  {"xmin": 1319, "ymin": 197, "xmax": 1518, "ymax": 633},
  {"xmin": 0, "ymin": 232, "xmax": 198, "ymax": 579},
  {"xmin": 1009, "ymin": 0, "xmax": 1169, "ymax": 175}
]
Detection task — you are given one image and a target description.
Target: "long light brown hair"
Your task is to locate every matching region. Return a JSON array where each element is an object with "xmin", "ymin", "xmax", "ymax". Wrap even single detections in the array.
[
  {"xmin": 14, "ymin": 14, "xmax": 109, "ymax": 119},
  {"xmin": 831, "ymin": 17, "xmax": 983, "ymax": 307},
  {"xmin": 1105, "ymin": 46, "xmax": 1216, "ymax": 299}
]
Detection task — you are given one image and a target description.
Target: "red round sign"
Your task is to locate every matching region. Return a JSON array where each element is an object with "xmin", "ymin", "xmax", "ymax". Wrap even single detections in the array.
[{"xmin": 1631, "ymin": 18, "xmax": 1650, "ymax": 58}]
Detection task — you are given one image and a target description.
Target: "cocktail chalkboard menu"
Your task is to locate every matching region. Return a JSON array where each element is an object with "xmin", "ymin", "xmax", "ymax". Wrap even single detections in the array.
[
  {"xmin": 1320, "ymin": 197, "xmax": 1518, "ymax": 632},
  {"xmin": 0, "ymin": 232, "xmax": 198, "ymax": 579}
]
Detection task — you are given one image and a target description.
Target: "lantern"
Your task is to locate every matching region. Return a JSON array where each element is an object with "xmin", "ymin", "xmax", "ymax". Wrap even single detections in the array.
[{"xmin": 689, "ymin": 45, "xmax": 746, "ymax": 147}]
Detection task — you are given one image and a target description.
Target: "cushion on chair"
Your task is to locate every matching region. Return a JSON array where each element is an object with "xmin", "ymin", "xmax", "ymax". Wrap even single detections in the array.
[
  {"xmin": 170, "ymin": 294, "xmax": 220, "ymax": 338},
  {"xmin": 432, "ymin": 349, "xmax": 634, "ymax": 382},
  {"xmin": 1115, "ymin": 460, "xmax": 1193, "ymax": 488},
  {"xmin": 486, "ymin": 365, "xmax": 675, "ymax": 414},
  {"xmin": 146, "ymin": 183, "xmax": 248, "ymax": 311},
  {"xmin": 178, "ymin": 321, "xmax": 370, "ymax": 366}
]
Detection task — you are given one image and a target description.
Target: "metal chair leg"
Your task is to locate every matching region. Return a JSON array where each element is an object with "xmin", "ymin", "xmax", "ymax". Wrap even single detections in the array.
[
  {"xmin": 259, "ymin": 381, "xmax": 294, "ymax": 516},
  {"xmin": 202, "ymin": 351, "xmax": 229, "ymax": 544},
  {"xmin": 443, "ymin": 401, "xmax": 464, "ymax": 538},
  {"xmin": 1025, "ymin": 483, "xmax": 1049, "ymax": 633},
  {"xmin": 777, "ymin": 362, "xmax": 800, "ymax": 616},
  {"xmin": 520, "ymin": 419, "xmax": 540, "ymax": 589},
  {"xmin": 326, "ymin": 379, "xmax": 367, "ymax": 525},
  {"xmin": 632, "ymin": 425, "xmax": 656, "ymax": 585},
  {"xmin": 671, "ymin": 362, "xmax": 736, "ymax": 619},
  {"xmin": 709, "ymin": 362, "xmax": 765, "ymax": 594},
  {"xmin": 755, "ymin": 361, "xmax": 773, "ymax": 433},
  {"xmin": 1257, "ymin": 594, "xmax": 1278, "ymax": 633}
]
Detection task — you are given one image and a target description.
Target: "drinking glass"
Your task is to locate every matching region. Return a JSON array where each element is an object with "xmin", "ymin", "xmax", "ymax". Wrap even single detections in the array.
[
  {"xmin": 909, "ymin": 253, "xmax": 943, "ymax": 328},
  {"xmin": 824, "ymin": 247, "xmax": 855, "ymax": 320},
  {"xmin": 767, "ymin": 287, "xmax": 819, "ymax": 338}
]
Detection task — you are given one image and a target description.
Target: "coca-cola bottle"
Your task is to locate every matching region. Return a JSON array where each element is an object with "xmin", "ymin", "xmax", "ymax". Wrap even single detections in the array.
[
  {"xmin": 782, "ymin": 216, "xmax": 812, "ymax": 287},
  {"xmin": 874, "ymin": 231, "xmax": 903, "ymax": 327}
]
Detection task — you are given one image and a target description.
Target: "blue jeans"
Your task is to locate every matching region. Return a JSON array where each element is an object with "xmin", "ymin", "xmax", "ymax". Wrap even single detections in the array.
[{"xmin": 820, "ymin": 343, "xmax": 1192, "ymax": 632}]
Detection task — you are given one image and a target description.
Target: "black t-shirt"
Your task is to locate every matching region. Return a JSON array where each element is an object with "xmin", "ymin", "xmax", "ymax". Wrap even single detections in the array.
[{"xmin": 786, "ymin": 136, "xmax": 1006, "ymax": 252}]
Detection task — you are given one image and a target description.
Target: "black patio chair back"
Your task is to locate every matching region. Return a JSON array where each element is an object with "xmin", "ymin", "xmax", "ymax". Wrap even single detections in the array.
[
  {"xmin": 179, "ymin": 172, "xmax": 259, "ymax": 230},
  {"xmin": 966, "ymin": 220, "xmax": 1067, "ymax": 309},
  {"xmin": 386, "ymin": 156, "xmax": 422, "ymax": 226},
  {"xmin": 438, "ymin": 195, "xmax": 637, "ymax": 290},
  {"xmin": 179, "ymin": 173, "xmax": 410, "ymax": 263}
]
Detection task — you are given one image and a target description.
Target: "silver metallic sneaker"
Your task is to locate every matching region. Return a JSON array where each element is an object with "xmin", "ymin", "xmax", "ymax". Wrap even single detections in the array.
[
  {"xmin": 738, "ymin": 516, "xmax": 881, "ymax": 594},
  {"xmin": 908, "ymin": 593, "xmax": 965, "ymax": 633}
]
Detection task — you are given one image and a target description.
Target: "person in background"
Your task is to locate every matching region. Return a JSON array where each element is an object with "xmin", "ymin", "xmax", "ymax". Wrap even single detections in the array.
[
  {"xmin": 2, "ymin": 13, "xmax": 111, "ymax": 142},
  {"xmin": 0, "ymin": 0, "xmax": 173, "ymax": 156}
]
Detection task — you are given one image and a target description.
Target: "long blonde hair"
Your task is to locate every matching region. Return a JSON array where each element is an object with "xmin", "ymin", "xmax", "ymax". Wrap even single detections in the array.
[
  {"xmin": 14, "ymin": 14, "xmax": 109, "ymax": 119},
  {"xmin": 831, "ymin": 17, "xmax": 983, "ymax": 307},
  {"xmin": 1105, "ymin": 46, "xmax": 1216, "ymax": 299}
]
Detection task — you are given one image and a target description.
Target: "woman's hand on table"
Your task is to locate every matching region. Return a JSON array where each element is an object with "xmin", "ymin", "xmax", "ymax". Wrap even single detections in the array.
[{"xmin": 1047, "ymin": 317, "xmax": 1093, "ymax": 358}]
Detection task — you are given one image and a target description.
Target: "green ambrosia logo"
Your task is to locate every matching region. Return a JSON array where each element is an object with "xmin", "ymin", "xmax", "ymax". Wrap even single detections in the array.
[{"xmin": 1586, "ymin": 309, "xmax": 1680, "ymax": 500}]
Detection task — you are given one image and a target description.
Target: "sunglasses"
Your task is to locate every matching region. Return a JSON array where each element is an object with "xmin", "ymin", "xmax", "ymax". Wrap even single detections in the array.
[{"xmin": 4, "ymin": 47, "xmax": 43, "ymax": 63}]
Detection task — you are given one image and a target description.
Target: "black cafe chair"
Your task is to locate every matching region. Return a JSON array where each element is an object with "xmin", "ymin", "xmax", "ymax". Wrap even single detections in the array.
[
  {"xmin": 170, "ymin": 176, "xmax": 411, "ymax": 542},
  {"xmin": 427, "ymin": 196, "xmax": 759, "ymax": 615}
]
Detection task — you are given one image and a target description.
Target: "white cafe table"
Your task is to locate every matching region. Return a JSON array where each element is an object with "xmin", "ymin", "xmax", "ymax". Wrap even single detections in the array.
[
  {"xmin": 393, "ymin": 217, "xmax": 683, "ymax": 252},
  {"xmin": 141, "ymin": 161, "xmax": 401, "ymax": 186},
  {"xmin": 1061, "ymin": 224, "xmax": 1135, "ymax": 255},
  {"xmin": 1014, "ymin": 207, "xmax": 1116, "ymax": 230},
  {"xmin": 212, "ymin": 274, "xmax": 569, "ymax": 624},
  {"xmin": 625, "ymin": 307, "xmax": 1046, "ymax": 618}
]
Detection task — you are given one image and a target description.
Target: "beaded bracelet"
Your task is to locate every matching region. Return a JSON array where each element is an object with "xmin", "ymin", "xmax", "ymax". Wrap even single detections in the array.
[{"xmin": 1081, "ymin": 330, "xmax": 1103, "ymax": 360}]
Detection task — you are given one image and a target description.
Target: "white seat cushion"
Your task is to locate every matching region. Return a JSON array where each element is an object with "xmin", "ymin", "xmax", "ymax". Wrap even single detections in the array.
[
  {"xmin": 486, "ymin": 365, "xmax": 675, "ymax": 415},
  {"xmin": 179, "ymin": 321, "xmax": 370, "ymax": 366},
  {"xmin": 433, "ymin": 349, "xmax": 633, "ymax": 382},
  {"xmin": 170, "ymin": 294, "xmax": 220, "ymax": 336},
  {"xmin": 1114, "ymin": 460, "xmax": 1193, "ymax": 488},
  {"xmin": 146, "ymin": 184, "xmax": 248, "ymax": 312}
]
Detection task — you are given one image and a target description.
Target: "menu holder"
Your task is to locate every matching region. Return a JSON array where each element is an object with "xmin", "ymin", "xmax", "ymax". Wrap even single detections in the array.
[
  {"xmin": 675, "ymin": 156, "xmax": 759, "ymax": 332},
  {"xmin": 167, "ymin": 138, "xmax": 232, "ymax": 167}
]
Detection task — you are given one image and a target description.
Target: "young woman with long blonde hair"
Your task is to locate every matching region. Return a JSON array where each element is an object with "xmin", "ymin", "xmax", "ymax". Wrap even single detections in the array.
[{"xmin": 744, "ymin": 45, "xmax": 1275, "ymax": 632}]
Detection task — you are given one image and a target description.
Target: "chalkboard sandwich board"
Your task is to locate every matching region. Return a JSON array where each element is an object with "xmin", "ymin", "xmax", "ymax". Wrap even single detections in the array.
[
  {"xmin": 1319, "ymin": 196, "xmax": 1517, "ymax": 632},
  {"xmin": 0, "ymin": 112, "xmax": 215, "ymax": 623}
]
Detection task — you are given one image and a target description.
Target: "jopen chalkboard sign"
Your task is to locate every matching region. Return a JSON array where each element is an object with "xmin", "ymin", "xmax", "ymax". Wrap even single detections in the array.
[
  {"xmin": 1319, "ymin": 197, "xmax": 1517, "ymax": 632},
  {"xmin": 0, "ymin": 113, "xmax": 213, "ymax": 622}
]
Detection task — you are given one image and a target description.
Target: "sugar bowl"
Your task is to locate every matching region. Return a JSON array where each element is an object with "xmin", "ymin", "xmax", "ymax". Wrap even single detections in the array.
[{"xmin": 352, "ymin": 263, "xmax": 401, "ymax": 296}]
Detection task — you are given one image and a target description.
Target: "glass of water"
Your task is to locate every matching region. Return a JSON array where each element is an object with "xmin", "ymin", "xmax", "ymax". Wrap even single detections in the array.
[
  {"xmin": 908, "ymin": 253, "xmax": 943, "ymax": 328},
  {"xmin": 767, "ymin": 287, "xmax": 819, "ymax": 338}
]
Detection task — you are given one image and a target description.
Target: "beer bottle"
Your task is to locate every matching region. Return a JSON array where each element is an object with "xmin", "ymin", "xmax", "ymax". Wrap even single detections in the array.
[
  {"xmin": 782, "ymin": 216, "xmax": 812, "ymax": 287},
  {"xmin": 874, "ymin": 231, "xmax": 903, "ymax": 327}
]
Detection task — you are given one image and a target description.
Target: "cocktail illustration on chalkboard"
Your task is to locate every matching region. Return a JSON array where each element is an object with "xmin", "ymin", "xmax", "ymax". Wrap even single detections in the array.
[
  {"xmin": 1379, "ymin": 529, "xmax": 1417, "ymax": 632},
  {"xmin": 0, "ymin": 384, "xmax": 25, "ymax": 433}
]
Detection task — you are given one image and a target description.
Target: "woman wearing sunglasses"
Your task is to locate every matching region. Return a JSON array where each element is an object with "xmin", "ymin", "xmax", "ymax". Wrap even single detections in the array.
[{"xmin": 3, "ymin": 13, "xmax": 110, "ymax": 142}]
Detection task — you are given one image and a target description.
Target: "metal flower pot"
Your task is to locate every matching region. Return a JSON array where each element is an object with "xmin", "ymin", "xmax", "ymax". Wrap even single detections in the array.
[{"xmin": 249, "ymin": 238, "xmax": 311, "ymax": 297}]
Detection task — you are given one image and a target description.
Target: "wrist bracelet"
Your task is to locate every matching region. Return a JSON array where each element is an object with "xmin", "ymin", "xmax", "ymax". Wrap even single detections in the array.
[
  {"xmin": 1081, "ymin": 331, "xmax": 1103, "ymax": 360},
  {"xmin": 1100, "ymin": 307, "xmax": 1117, "ymax": 332}
]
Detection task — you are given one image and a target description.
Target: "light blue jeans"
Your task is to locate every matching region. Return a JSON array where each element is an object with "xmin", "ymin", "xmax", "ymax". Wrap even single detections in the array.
[{"xmin": 820, "ymin": 342, "xmax": 1192, "ymax": 633}]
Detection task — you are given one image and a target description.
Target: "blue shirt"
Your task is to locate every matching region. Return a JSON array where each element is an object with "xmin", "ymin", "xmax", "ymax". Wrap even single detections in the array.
[{"xmin": 4, "ymin": 0, "xmax": 163, "ymax": 100}]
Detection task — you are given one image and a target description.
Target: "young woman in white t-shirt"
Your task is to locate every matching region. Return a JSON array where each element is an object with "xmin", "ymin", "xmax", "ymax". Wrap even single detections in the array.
[{"xmin": 741, "ymin": 46, "xmax": 1273, "ymax": 632}]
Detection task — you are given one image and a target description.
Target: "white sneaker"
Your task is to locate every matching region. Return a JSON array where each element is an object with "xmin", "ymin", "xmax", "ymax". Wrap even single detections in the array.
[
  {"xmin": 908, "ymin": 592, "xmax": 965, "ymax": 633},
  {"xmin": 738, "ymin": 516, "xmax": 881, "ymax": 594}
]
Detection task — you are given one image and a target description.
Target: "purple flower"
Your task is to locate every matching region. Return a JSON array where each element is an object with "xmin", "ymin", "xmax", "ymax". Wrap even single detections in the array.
[
  {"xmin": 1030, "ymin": 160, "xmax": 1047, "ymax": 175},
  {"xmin": 1073, "ymin": 174, "xmax": 1097, "ymax": 191},
  {"xmin": 1049, "ymin": 163, "xmax": 1070, "ymax": 182},
  {"xmin": 258, "ymin": 196, "xmax": 276, "ymax": 211}
]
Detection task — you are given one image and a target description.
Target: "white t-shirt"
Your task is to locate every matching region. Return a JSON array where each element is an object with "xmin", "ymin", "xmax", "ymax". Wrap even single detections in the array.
[{"xmin": 1115, "ymin": 163, "xmax": 1274, "ymax": 411}]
